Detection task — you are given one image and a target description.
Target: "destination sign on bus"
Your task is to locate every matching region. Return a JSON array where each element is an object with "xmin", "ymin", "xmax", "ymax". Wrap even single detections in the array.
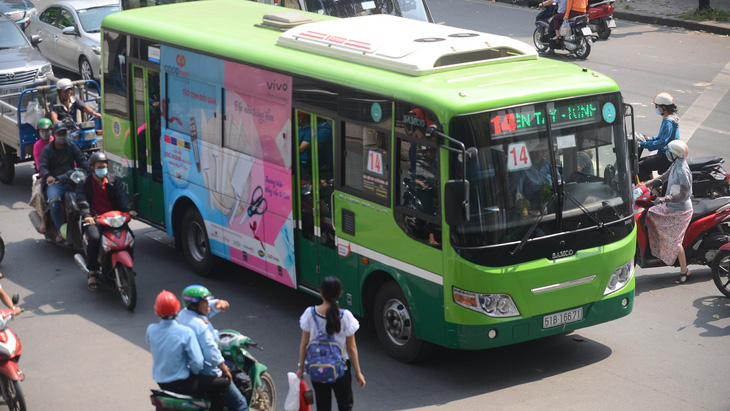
[{"xmin": 489, "ymin": 100, "xmax": 599, "ymax": 137}]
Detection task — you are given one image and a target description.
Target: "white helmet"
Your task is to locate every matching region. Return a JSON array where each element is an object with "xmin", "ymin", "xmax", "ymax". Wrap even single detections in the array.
[
  {"xmin": 56, "ymin": 78, "xmax": 73, "ymax": 91},
  {"xmin": 667, "ymin": 140, "xmax": 688, "ymax": 159},
  {"xmin": 653, "ymin": 92, "xmax": 674, "ymax": 106}
]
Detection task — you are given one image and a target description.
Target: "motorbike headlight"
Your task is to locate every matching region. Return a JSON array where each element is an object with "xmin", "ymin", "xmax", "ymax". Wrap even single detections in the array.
[
  {"xmin": 604, "ymin": 259, "xmax": 634, "ymax": 296},
  {"xmin": 453, "ymin": 287, "xmax": 520, "ymax": 317},
  {"xmin": 104, "ymin": 215, "xmax": 126, "ymax": 228}
]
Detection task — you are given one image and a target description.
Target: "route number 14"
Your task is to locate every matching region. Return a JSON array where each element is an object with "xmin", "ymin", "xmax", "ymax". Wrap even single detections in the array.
[
  {"xmin": 507, "ymin": 142, "xmax": 532, "ymax": 171},
  {"xmin": 367, "ymin": 150, "xmax": 384, "ymax": 175}
]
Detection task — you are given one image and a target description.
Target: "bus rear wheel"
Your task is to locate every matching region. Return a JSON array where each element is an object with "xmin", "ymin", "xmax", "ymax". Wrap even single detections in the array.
[
  {"xmin": 373, "ymin": 281, "xmax": 432, "ymax": 363},
  {"xmin": 181, "ymin": 208, "xmax": 219, "ymax": 277}
]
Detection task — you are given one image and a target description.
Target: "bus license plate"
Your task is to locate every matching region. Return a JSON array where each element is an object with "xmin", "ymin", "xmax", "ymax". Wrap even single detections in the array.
[
  {"xmin": 581, "ymin": 27, "xmax": 593, "ymax": 36},
  {"xmin": 543, "ymin": 307, "xmax": 583, "ymax": 329}
]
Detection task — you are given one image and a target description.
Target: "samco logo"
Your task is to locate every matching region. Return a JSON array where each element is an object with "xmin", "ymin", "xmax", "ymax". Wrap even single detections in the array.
[
  {"xmin": 176, "ymin": 54, "xmax": 186, "ymax": 68},
  {"xmin": 552, "ymin": 249, "xmax": 574, "ymax": 259}
]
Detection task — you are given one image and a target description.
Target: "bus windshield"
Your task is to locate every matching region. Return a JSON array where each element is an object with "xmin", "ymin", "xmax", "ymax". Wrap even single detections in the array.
[
  {"xmin": 303, "ymin": 0, "xmax": 430, "ymax": 21},
  {"xmin": 449, "ymin": 93, "xmax": 632, "ymax": 248}
]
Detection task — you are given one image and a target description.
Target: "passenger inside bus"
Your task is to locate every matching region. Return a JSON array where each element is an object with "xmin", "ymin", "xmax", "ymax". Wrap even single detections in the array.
[{"xmin": 511, "ymin": 143, "xmax": 558, "ymax": 215}]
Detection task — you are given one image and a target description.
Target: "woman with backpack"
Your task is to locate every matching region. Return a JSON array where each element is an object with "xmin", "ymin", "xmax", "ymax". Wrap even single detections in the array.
[{"xmin": 296, "ymin": 276, "xmax": 366, "ymax": 410}]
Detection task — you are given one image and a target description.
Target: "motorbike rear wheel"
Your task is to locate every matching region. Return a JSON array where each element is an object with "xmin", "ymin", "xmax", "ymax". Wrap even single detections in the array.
[
  {"xmin": 711, "ymin": 250, "xmax": 730, "ymax": 298},
  {"xmin": 0, "ymin": 234, "xmax": 5, "ymax": 264},
  {"xmin": 250, "ymin": 371, "xmax": 276, "ymax": 411},
  {"xmin": 574, "ymin": 36, "xmax": 591, "ymax": 59},
  {"xmin": 115, "ymin": 264, "xmax": 137, "ymax": 311},
  {"xmin": 596, "ymin": 20, "xmax": 611, "ymax": 39},
  {"xmin": 533, "ymin": 28, "xmax": 549, "ymax": 52},
  {"xmin": 0, "ymin": 376, "xmax": 27, "ymax": 411}
]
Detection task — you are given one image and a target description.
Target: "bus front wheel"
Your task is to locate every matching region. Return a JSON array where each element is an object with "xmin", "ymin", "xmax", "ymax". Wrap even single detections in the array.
[
  {"xmin": 373, "ymin": 281, "xmax": 432, "ymax": 363},
  {"xmin": 181, "ymin": 208, "xmax": 219, "ymax": 277}
]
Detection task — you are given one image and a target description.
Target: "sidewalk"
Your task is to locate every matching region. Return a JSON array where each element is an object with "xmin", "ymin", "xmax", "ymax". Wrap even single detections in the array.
[{"xmin": 494, "ymin": 0, "xmax": 730, "ymax": 36}]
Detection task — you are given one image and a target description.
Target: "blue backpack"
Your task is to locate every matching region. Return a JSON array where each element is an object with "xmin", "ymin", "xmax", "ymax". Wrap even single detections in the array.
[{"xmin": 304, "ymin": 306, "xmax": 346, "ymax": 383}]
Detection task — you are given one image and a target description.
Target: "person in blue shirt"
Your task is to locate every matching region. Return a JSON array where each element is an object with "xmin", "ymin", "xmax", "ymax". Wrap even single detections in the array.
[
  {"xmin": 146, "ymin": 290, "xmax": 206, "ymax": 397},
  {"xmin": 514, "ymin": 145, "xmax": 560, "ymax": 212},
  {"xmin": 639, "ymin": 92, "xmax": 680, "ymax": 181},
  {"xmin": 177, "ymin": 285, "xmax": 248, "ymax": 411},
  {"xmin": 298, "ymin": 113, "xmax": 333, "ymax": 181}
]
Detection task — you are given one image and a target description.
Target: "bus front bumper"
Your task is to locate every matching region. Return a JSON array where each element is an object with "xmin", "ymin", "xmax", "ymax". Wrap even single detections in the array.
[{"xmin": 444, "ymin": 289, "xmax": 634, "ymax": 350}]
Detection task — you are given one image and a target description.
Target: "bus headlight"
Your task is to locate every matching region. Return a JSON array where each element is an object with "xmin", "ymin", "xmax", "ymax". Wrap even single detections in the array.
[
  {"xmin": 603, "ymin": 259, "xmax": 634, "ymax": 296},
  {"xmin": 453, "ymin": 287, "xmax": 520, "ymax": 317}
]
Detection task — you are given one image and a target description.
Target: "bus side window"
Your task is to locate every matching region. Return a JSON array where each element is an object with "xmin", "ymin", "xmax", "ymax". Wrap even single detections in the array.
[
  {"xmin": 341, "ymin": 121, "xmax": 390, "ymax": 205},
  {"xmin": 102, "ymin": 30, "xmax": 128, "ymax": 118}
]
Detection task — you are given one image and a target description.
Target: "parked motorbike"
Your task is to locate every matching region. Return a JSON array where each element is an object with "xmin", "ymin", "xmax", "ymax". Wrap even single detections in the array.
[
  {"xmin": 587, "ymin": 0, "xmax": 616, "ymax": 39},
  {"xmin": 150, "ymin": 330, "xmax": 276, "ymax": 411},
  {"xmin": 534, "ymin": 11, "xmax": 596, "ymax": 59},
  {"xmin": 634, "ymin": 182, "xmax": 730, "ymax": 273},
  {"xmin": 635, "ymin": 133, "xmax": 730, "ymax": 198},
  {"xmin": 28, "ymin": 168, "xmax": 88, "ymax": 248},
  {"xmin": 712, "ymin": 245, "xmax": 730, "ymax": 297},
  {"xmin": 73, "ymin": 195, "xmax": 140, "ymax": 311},
  {"xmin": 0, "ymin": 294, "xmax": 25, "ymax": 411}
]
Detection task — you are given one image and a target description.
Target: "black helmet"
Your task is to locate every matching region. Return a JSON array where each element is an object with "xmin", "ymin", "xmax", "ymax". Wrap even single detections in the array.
[
  {"xmin": 89, "ymin": 152, "xmax": 108, "ymax": 167},
  {"xmin": 52, "ymin": 122, "xmax": 68, "ymax": 133}
]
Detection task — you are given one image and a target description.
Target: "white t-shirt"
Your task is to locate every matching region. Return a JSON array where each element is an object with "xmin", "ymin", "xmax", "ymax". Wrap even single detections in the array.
[{"xmin": 299, "ymin": 306, "xmax": 359, "ymax": 360}]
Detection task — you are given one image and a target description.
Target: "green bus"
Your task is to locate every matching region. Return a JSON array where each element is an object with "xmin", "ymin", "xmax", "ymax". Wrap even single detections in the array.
[{"xmin": 101, "ymin": 0, "xmax": 636, "ymax": 361}]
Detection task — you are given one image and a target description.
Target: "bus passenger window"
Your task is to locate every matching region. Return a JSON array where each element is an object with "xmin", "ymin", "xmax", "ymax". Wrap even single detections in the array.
[
  {"xmin": 102, "ymin": 31, "xmax": 128, "ymax": 118},
  {"xmin": 341, "ymin": 121, "xmax": 390, "ymax": 205}
]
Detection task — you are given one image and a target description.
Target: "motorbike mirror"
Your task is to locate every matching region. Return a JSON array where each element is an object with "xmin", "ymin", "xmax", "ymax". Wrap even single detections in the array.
[{"xmin": 11, "ymin": 294, "xmax": 19, "ymax": 305}]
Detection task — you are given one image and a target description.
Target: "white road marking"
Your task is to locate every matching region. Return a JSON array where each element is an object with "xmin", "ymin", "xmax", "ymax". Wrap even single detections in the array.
[{"xmin": 681, "ymin": 60, "xmax": 730, "ymax": 143}]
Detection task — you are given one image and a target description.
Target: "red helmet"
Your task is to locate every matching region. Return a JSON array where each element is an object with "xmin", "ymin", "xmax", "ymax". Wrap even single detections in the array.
[{"xmin": 154, "ymin": 290, "xmax": 180, "ymax": 317}]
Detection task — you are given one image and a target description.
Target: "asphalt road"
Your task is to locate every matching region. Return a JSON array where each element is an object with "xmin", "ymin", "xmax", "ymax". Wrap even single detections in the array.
[{"xmin": 3, "ymin": 1, "xmax": 729, "ymax": 410}]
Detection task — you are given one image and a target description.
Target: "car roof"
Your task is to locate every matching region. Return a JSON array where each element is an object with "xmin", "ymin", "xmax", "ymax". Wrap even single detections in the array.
[{"xmin": 46, "ymin": 0, "xmax": 117, "ymax": 11}]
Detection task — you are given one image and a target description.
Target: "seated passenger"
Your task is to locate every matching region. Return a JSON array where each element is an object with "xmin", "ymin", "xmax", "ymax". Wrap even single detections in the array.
[
  {"xmin": 30, "ymin": 118, "xmax": 54, "ymax": 234},
  {"xmin": 49, "ymin": 78, "xmax": 101, "ymax": 132}
]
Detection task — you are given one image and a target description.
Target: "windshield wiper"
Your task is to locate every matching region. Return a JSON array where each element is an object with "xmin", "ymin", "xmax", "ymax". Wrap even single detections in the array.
[
  {"xmin": 563, "ymin": 190, "xmax": 615, "ymax": 236},
  {"xmin": 510, "ymin": 192, "xmax": 558, "ymax": 256}
]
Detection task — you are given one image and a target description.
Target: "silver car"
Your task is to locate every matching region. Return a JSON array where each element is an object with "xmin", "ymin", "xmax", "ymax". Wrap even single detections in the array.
[
  {"xmin": 25, "ymin": 0, "xmax": 119, "ymax": 80},
  {"xmin": 0, "ymin": 13, "xmax": 53, "ymax": 97},
  {"xmin": 0, "ymin": 0, "xmax": 38, "ymax": 30}
]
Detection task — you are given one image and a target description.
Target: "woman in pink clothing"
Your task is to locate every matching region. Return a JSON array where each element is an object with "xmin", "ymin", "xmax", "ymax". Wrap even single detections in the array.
[{"xmin": 30, "ymin": 118, "xmax": 54, "ymax": 233}]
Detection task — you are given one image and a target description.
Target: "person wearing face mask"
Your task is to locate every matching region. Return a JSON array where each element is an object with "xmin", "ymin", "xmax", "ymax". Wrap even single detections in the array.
[
  {"xmin": 645, "ymin": 140, "xmax": 693, "ymax": 284},
  {"xmin": 38, "ymin": 122, "xmax": 90, "ymax": 242},
  {"xmin": 30, "ymin": 118, "xmax": 54, "ymax": 234},
  {"xmin": 638, "ymin": 92, "xmax": 680, "ymax": 181},
  {"xmin": 76, "ymin": 152, "xmax": 137, "ymax": 290}
]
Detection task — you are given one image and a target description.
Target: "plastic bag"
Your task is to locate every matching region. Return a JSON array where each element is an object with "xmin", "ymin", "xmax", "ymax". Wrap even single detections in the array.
[
  {"xmin": 559, "ymin": 20, "xmax": 571, "ymax": 37},
  {"xmin": 284, "ymin": 372, "xmax": 300, "ymax": 411},
  {"xmin": 24, "ymin": 100, "xmax": 43, "ymax": 128}
]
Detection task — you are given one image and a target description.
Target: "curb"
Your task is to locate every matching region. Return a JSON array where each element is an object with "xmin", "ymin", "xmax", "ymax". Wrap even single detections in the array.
[{"xmin": 491, "ymin": 0, "xmax": 730, "ymax": 36}]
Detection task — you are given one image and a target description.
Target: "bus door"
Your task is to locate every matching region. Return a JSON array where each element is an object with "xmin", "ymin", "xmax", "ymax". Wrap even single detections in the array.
[
  {"xmin": 131, "ymin": 65, "xmax": 164, "ymax": 224},
  {"xmin": 296, "ymin": 111, "xmax": 337, "ymax": 288}
]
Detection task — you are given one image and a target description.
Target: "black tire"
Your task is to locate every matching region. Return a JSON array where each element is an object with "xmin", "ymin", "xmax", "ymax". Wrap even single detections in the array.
[
  {"xmin": 0, "ymin": 148, "xmax": 15, "ymax": 185},
  {"xmin": 373, "ymin": 281, "xmax": 433, "ymax": 363},
  {"xmin": 711, "ymin": 250, "xmax": 730, "ymax": 298},
  {"xmin": 250, "ymin": 371, "xmax": 276, "ymax": 411},
  {"xmin": 79, "ymin": 56, "xmax": 93, "ymax": 81},
  {"xmin": 710, "ymin": 186, "xmax": 728, "ymax": 199},
  {"xmin": 0, "ymin": 235, "xmax": 4, "ymax": 265},
  {"xmin": 574, "ymin": 36, "xmax": 591, "ymax": 59},
  {"xmin": 533, "ymin": 28, "xmax": 549, "ymax": 52},
  {"xmin": 1, "ymin": 376, "xmax": 27, "ymax": 411},
  {"xmin": 115, "ymin": 264, "xmax": 137, "ymax": 311},
  {"xmin": 181, "ymin": 208, "xmax": 219, "ymax": 277},
  {"xmin": 597, "ymin": 20, "xmax": 611, "ymax": 39}
]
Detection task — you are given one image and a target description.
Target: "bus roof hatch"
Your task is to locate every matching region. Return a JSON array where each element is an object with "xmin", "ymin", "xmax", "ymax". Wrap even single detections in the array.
[{"xmin": 276, "ymin": 14, "xmax": 538, "ymax": 76}]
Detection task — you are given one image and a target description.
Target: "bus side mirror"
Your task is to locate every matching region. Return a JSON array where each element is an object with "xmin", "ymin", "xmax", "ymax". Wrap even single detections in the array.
[{"xmin": 444, "ymin": 180, "xmax": 469, "ymax": 226}]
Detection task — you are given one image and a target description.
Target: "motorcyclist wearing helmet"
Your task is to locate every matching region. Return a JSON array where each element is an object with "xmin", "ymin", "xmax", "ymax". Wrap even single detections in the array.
[
  {"xmin": 33, "ymin": 118, "xmax": 53, "ymax": 172},
  {"xmin": 38, "ymin": 121, "xmax": 90, "ymax": 242},
  {"xmin": 76, "ymin": 152, "xmax": 137, "ymax": 290},
  {"xmin": 645, "ymin": 139, "xmax": 693, "ymax": 284},
  {"xmin": 146, "ymin": 290, "xmax": 206, "ymax": 397},
  {"xmin": 177, "ymin": 285, "xmax": 247, "ymax": 411},
  {"xmin": 638, "ymin": 92, "xmax": 680, "ymax": 181},
  {"xmin": 49, "ymin": 78, "xmax": 101, "ymax": 132}
]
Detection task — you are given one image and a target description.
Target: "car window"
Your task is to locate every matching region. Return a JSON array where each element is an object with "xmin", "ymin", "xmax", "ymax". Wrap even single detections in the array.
[
  {"xmin": 77, "ymin": 5, "xmax": 119, "ymax": 33},
  {"xmin": 58, "ymin": 9, "xmax": 74, "ymax": 29},
  {"xmin": 0, "ymin": 19, "xmax": 29, "ymax": 48},
  {"xmin": 40, "ymin": 7, "xmax": 60, "ymax": 25}
]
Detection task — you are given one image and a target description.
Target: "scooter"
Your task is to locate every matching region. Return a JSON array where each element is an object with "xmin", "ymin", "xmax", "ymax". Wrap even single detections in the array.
[
  {"xmin": 587, "ymin": 0, "xmax": 616, "ymax": 39},
  {"xmin": 635, "ymin": 133, "xmax": 730, "ymax": 198},
  {"xmin": 73, "ymin": 198, "xmax": 139, "ymax": 311},
  {"xmin": 150, "ymin": 330, "xmax": 276, "ymax": 411},
  {"xmin": 28, "ymin": 168, "xmax": 88, "ymax": 248},
  {"xmin": 0, "ymin": 294, "xmax": 26, "ymax": 411},
  {"xmin": 533, "ymin": 12, "xmax": 596, "ymax": 59},
  {"xmin": 634, "ymin": 182, "xmax": 730, "ymax": 271}
]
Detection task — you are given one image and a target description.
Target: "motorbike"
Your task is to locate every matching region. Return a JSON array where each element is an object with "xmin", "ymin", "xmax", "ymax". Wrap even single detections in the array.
[
  {"xmin": 587, "ymin": 0, "xmax": 616, "ymax": 39},
  {"xmin": 634, "ymin": 182, "xmax": 730, "ymax": 272},
  {"xmin": 28, "ymin": 168, "xmax": 88, "ymax": 248},
  {"xmin": 534, "ymin": 10, "xmax": 596, "ymax": 59},
  {"xmin": 73, "ymin": 195, "xmax": 140, "ymax": 311},
  {"xmin": 635, "ymin": 133, "xmax": 730, "ymax": 198},
  {"xmin": 0, "ymin": 294, "xmax": 26, "ymax": 411},
  {"xmin": 150, "ymin": 330, "xmax": 276, "ymax": 411},
  {"xmin": 0, "ymin": 232, "xmax": 4, "ymax": 265},
  {"xmin": 60, "ymin": 115, "xmax": 102, "ymax": 157}
]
